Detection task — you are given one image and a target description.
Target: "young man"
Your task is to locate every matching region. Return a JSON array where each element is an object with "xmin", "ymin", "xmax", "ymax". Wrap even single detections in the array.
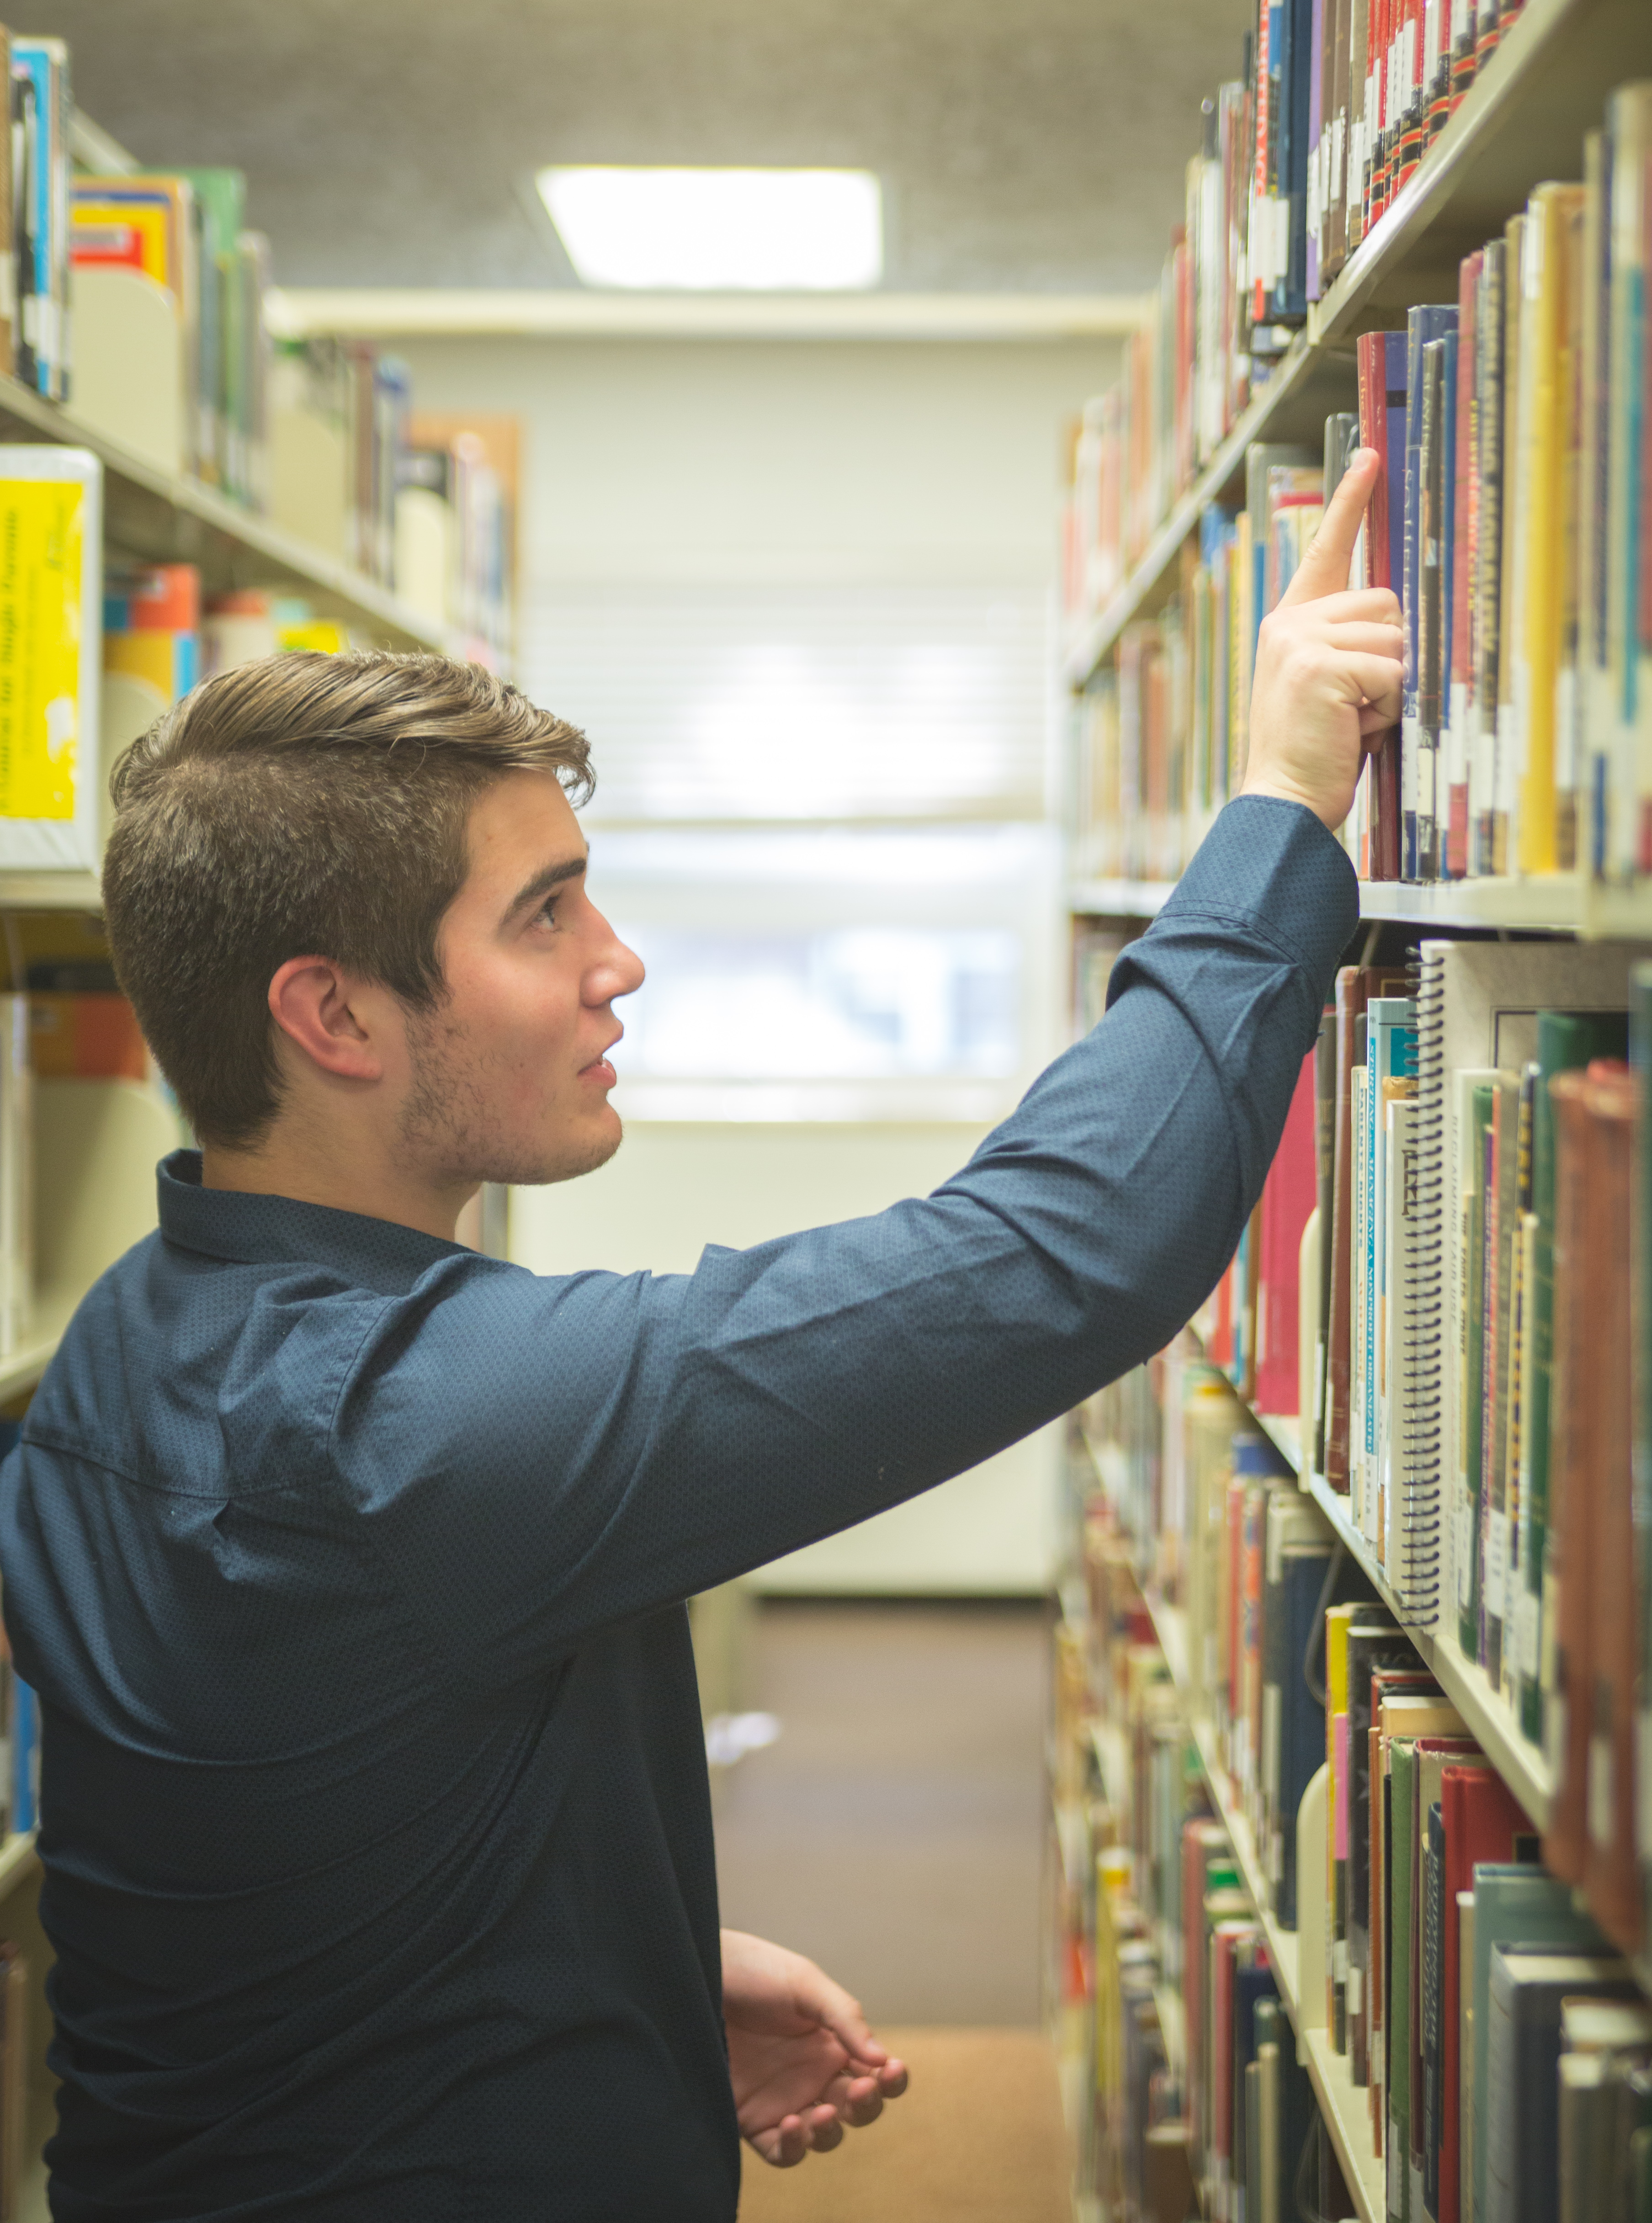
[{"xmin": 0, "ymin": 456, "xmax": 1398, "ymax": 2219}]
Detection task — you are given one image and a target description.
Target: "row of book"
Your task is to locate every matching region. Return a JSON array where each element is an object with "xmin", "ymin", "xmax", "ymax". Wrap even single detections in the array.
[
  {"xmin": 0, "ymin": 437, "xmax": 516, "ymax": 875},
  {"xmin": 0, "ymin": 32, "xmax": 515, "ymax": 651},
  {"xmin": 268, "ymin": 375, "xmax": 518, "ymax": 664},
  {"xmin": 1067, "ymin": 74, "xmax": 1652, "ymax": 893},
  {"xmin": 1058, "ymin": 0, "xmax": 1534, "ymax": 635},
  {"xmin": 1070, "ymin": 440, "xmax": 1328, "ymax": 885},
  {"xmin": 1216, "ymin": 943, "xmax": 1652, "ymax": 1948},
  {"xmin": 1340, "ymin": 91, "xmax": 1652, "ymax": 885},
  {"xmin": 1067, "ymin": 1376, "xmax": 1652, "ymax": 2223},
  {"xmin": 1052, "ymin": 1507, "xmax": 1357, "ymax": 2222}
]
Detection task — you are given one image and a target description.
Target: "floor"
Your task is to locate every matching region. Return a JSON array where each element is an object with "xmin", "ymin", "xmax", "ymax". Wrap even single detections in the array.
[{"xmin": 713, "ymin": 1598, "xmax": 1073, "ymax": 2223}]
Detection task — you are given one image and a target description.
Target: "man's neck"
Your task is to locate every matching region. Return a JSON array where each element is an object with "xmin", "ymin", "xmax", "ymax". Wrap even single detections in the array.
[{"xmin": 200, "ymin": 1130, "xmax": 475, "ymax": 1246}]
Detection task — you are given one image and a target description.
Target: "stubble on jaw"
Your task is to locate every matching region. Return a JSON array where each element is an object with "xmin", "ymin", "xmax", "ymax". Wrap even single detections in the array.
[{"xmin": 398, "ymin": 1000, "xmax": 624, "ymax": 1190}]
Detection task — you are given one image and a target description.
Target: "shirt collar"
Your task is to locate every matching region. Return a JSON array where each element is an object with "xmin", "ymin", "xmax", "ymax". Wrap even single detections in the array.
[{"xmin": 156, "ymin": 1150, "xmax": 472, "ymax": 1294}]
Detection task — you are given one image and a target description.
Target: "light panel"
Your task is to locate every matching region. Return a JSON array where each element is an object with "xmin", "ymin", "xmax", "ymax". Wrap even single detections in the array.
[{"xmin": 536, "ymin": 166, "xmax": 883, "ymax": 292}]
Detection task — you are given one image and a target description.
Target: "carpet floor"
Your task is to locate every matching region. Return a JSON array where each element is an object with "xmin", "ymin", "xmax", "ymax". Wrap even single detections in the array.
[{"xmin": 736, "ymin": 2027, "xmax": 1073, "ymax": 2223}]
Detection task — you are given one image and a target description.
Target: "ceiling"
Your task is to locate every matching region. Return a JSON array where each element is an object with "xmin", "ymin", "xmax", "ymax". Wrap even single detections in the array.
[{"xmin": 37, "ymin": 0, "xmax": 1255, "ymax": 296}]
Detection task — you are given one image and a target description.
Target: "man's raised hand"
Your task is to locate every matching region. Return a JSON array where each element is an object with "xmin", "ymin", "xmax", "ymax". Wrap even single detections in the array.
[{"xmin": 1240, "ymin": 446, "xmax": 1403, "ymax": 832}]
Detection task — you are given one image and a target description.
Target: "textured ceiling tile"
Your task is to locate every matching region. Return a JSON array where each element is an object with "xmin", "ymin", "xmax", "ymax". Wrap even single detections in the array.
[{"xmin": 37, "ymin": 0, "xmax": 1254, "ymax": 292}]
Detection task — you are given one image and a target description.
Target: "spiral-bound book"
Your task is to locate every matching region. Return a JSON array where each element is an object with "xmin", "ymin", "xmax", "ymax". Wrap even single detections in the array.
[{"xmin": 1406, "ymin": 940, "xmax": 1640, "ymax": 1647}]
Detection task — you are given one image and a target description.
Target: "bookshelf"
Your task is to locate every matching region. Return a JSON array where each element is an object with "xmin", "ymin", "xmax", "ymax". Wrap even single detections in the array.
[
  {"xmin": 1060, "ymin": 0, "xmax": 1652, "ymax": 690},
  {"xmin": 1110, "ymin": 1524, "xmax": 1386, "ymax": 2222},
  {"xmin": 1243, "ymin": 1414, "xmax": 1553, "ymax": 1830},
  {"xmin": 0, "ymin": 366, "xmax": 456, "ymax": 658}
]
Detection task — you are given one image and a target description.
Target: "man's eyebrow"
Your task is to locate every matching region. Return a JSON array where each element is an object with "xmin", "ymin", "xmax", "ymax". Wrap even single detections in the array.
[{"xmin": 504, "ymin": 852, "xmax": 588, "ymax": 922}]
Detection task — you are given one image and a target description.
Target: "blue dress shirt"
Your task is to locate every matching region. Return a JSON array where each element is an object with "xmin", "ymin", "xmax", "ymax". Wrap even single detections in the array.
[{"xmin": 0, "ymin": 796, "xmax": 1355, "ymax": 2219}]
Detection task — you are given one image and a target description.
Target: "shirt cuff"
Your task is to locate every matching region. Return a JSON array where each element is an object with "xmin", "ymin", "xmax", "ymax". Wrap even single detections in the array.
[{"xmin": 1155, "ymin": 794, "xmax": 1360, "ymax": 992}]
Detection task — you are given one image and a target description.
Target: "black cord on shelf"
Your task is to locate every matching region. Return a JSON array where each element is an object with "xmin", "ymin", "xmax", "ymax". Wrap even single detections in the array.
[{"xmin": 1301, "ymin": 1540, "xmax": 1346, "ymax": 1712}]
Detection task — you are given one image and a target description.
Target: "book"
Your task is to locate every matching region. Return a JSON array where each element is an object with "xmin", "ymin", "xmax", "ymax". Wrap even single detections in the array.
[
  {"xmin": 0, "ymin": 446, "xmax": 104, "ymax": 872},
  {"xmin": 1402, "ymin": 305, "xmax": 1458, "ymax": 881},
  {"xmin": 1603, "ymin": 87, "xmax": 1652, "ymax": 882},
  {"xmin": 1510, "ymin": 185, "xmax": 1586, "ymax": 876},
  {"xmin": 1483, "ymin": 1950, "xmax": 1638, "ymax": 2223},
  {"xmin": 1255, "ymin": 1043, "xmax": 1319, "ymax": 1416},
  {"xmin": 11, "ymin": 39, "xmax": 69, "ymax": 404},
  {"xmin": 1469, "ymin": 1865, "xmax": 1610, "ymax": 2223},
  {"xmin": 1358, "ymin": 328, "xmax": 1410, "ymax": 879},
  {"xmin": 1409, "ymin": 940, "xmax": 1637, "ymax": 1648}
]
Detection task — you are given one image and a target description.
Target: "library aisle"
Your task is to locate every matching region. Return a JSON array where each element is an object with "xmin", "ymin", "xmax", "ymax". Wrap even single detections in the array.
[{"xmin": 717, "ymin": 1600, "xmax": 1073, "ymax": 2223}]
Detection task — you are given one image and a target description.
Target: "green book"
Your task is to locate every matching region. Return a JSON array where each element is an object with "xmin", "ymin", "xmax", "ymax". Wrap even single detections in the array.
[
  {"xmin": 1460, "ymin": 1080, "xmax": 1495, "ymax": 1660},
  {"xmin": 1521, "ymin": 1007, "xmax": 1628, "ymax": 1742}
]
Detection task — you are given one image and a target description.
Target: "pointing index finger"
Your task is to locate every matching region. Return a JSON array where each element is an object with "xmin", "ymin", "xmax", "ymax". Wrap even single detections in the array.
[{"xmin": 1277, "ymin": 446, "xmax": 1380, "ymax": 609}]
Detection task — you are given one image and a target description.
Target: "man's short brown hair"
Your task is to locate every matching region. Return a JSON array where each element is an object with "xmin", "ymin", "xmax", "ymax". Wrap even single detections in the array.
[{"xmin": 102, "ymin": 650, "xmax": 593, "ymax": 1149}]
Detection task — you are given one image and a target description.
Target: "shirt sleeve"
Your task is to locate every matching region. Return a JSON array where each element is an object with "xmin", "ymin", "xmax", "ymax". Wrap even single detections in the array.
[{"xmin": 329, "ymin": 795, "xmax": 1359, "ymax": 1687}]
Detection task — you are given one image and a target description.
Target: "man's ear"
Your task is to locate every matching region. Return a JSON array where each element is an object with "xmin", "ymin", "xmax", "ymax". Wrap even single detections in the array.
[{"xmin": 268, "ymin": 957, "xmax": 385, "ymax": 1084}]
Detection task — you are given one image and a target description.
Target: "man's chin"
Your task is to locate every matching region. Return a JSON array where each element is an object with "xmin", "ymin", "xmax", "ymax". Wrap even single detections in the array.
[{"xmin": 491, "ymin": 1109, "xmax": 625, "ymax": 1189}]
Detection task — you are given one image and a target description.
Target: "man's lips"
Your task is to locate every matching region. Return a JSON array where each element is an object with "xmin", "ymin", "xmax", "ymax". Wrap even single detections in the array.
[{"xmin": 579, "ymin": 1030, "xmax": 623, "ymax": 1086}]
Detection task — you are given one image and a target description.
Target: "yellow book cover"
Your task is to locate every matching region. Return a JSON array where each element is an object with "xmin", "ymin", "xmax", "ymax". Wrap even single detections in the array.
[
  {"xmin": 70, "ymin": 197, "xmax": 174, "ymax": 290},
  {"xmin": 1493, "ymin": 212, "xmax": 1525, "ymax": 876},
  {"xmin": 0, "ymin": 476, "xmax": 85, "ymax": 822},
  {"xmin": 1515, "ymin": 184, "xmax": 1585, "ymax": 876}
]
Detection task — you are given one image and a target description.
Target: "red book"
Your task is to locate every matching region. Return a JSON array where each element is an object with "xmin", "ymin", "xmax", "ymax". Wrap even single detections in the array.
[
  {"xmin": 1439, "ymin": 1766, "xmax": 1535, "ymax": 2223},
  {"xmin": 1254, "ymin": 1043, "xmax": 1318, "ymax": 1414},
  {"xmin": 128, "ymin": 562, "xmax": 201, "ymax": 632}
]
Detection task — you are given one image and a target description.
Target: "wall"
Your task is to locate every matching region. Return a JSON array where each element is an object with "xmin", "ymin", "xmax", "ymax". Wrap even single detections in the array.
[{"xmin": 397, "ymin": 331, "xmax": 1116, "ymax": 1590}]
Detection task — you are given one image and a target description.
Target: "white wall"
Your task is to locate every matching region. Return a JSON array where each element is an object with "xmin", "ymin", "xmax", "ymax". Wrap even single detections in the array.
[
  {"xmin": 394, "ymin": 333, "xmax": 1120, "ymax": 590},
  {"xmin": 398, "ymin": 332, "xmax": 1116, "ymax": 1591}
]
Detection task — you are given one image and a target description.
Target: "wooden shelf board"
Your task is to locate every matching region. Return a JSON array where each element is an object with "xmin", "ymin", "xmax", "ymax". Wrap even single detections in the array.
[
  {"xmin": 0, "ymin": 373, "xmax": 457, "ymax": 655},
  {"xmin": 1059, "ymin": 0, "xmax": 1652, "ymax": 696}
]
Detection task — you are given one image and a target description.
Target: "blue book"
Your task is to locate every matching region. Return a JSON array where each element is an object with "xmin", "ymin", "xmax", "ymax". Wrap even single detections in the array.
[{"xmin": 1269, "ymin": 0, "xmax": 1315, "ymax": 322}]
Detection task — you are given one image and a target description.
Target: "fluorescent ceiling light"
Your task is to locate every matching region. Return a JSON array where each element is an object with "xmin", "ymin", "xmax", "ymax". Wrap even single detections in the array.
[{"xmin": 536, "ymin": 166, "xmax": 883, "ymax": 291}]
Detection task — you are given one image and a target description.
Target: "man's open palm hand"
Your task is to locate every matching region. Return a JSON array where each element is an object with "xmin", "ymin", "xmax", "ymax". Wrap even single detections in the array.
[{"xmin": 722, "ymin": 1929, "xmax": 909, "ymax": 2167}]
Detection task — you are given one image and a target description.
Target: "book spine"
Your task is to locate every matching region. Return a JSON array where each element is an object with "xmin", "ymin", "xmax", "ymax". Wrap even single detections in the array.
[{"xmin": 1473, "ymin": 242, "xmax": 1505, "ymax": 877}]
